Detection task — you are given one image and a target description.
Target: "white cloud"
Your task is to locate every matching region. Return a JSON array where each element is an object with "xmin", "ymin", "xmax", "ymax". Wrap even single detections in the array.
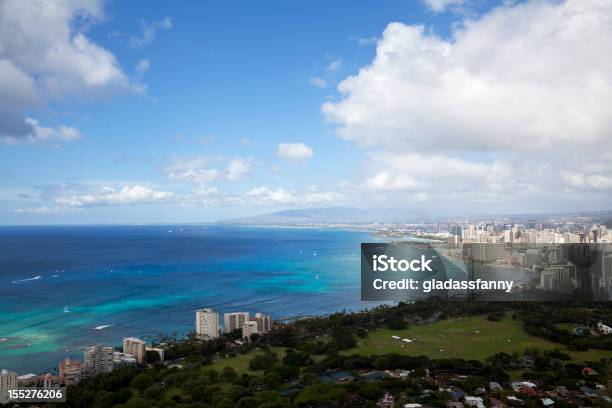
[
  {"xmin": 326, "ymin": 58, "xmax": 343, "ymax": 72},
  {"xmin": 309, "ymin": 76, "xmax": 327, "ymax": 88},
  {"xmin": 562, "ymin": 171, "xmax": 612, "ymax": 192},
  {"xmin": 355, "ymin": 149, "xmax": 612, "ymax": 212},
  {"xmin": 53, "ymin": 185, "xmax": 174, "ymax": 207},
  {"xmin": 179, "ymin": 184, "xmax": 347, "ymax": 208},
  {"xmin": 356, "ymin": 36, "xmax": 378, "ymax": 46},
  {"xmin": 168, "ymin": 168, "xmax": 222, "ymax": 184},
  {"xmin": 3, "ymin": 118, "xmax": 82, "ymax": 144},
  {"xmin": 277, "ymin": 143, "xmax": 314, "ymax": 162},
  {"xmin": 0, "ymin": 0, "xmax": 135, "ymax": 143},
  {"xmin": 13, "ymin": 206, "xmax": 78, "ymax": 215},
  {"xmin": 321, "ymin": 0, "xmax": 612, "ymax": 211},
  {"xmin": 226, "ymin": 158, "xmax": 253, "ymax": 181},
  {"xmin": 324, "ymin": 0, "xmax": 612, "ymax": 152},
  {"xmin": 422, "ymin": 0, "xmax": 466, "ymax": 13},
  {"xmin": 364, "ymin": 172, "xmax": 420, "ymax": 192},
  {"xmin": 302, "ymin": 187, "xmax": 347, "ymax": 204},
  {"xmin": 135, "ymin": 59, "xmax": 150, "ymax": 75},
  {"xmin": 243, "ymin": 187, "xmax": 298, "ymax": 205},
  {"xmin": 164, "ymin": 156, "xmax": 253, "ymax": 183},
  {"xmin": 237, "ymin": 185, "xmax": 347, "ymax": 206},
  {"xmin": 129, "ymin": 17, "xmax": 172, "ymax": 48}
]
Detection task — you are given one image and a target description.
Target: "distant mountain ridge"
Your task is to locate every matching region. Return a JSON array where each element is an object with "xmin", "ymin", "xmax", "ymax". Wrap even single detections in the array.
[
  {"xmin": 221, "ymin": 207, "xmax": 394, "ymax": 225},
  {"xmin": 221, "ymin": 207, "xmax": 612, "ymax": 226}
]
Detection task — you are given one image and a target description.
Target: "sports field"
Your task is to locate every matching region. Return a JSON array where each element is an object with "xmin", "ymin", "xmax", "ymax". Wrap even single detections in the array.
[
  {"xmin": 342, "ymin": 315, "xmax": 612, "ymax": 363},
  {"xmin": 204, "ymin": 316, "xmax": 611, "ymax": 376}
]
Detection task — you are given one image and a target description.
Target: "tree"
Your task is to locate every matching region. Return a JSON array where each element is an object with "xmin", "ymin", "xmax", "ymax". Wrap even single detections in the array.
[
  {"xmin": 236, "ymin": 396, "xmax": 257, "ymax": 408},
  {"xmin": 220, "ymin": 366, "xmax": 238, "ymax": 382},
  {"xmin": 145, "ymin": 350, "xmax": 161, "ymax": 363},
  {"xmin": 357, "ymin": 383, "xmax": 384, "ymax": 401},
  {"xmin": 129, "ymin": 372, "xmax": 154, "ymax": 392},
  {"xmin": 123, "ymin": 397, "xmax": 150, "ymax": 408},
  {"xmin": 215, "ymin": 398, "xmax": 234, "ymax": 408},
  {"xmin": 387, "ymin": 317, "xmax": 407, "ymax": 330},
  {"xmin": 283, "ymin": 349, "xmax": 311, "ymax": 367},
  {"xmin": 143, "ymin": 384, "xmax": 164, "ymax": 400},
  {"xmin": 249, "ymin": 352, "xmax": 278, "ymax": 371},
  {"xmin": 331, "ymin": 327, "xmax": 357, "ymax": 350},
  {"xmin": 92, "ymin": 390, "xmax": 115, "ymax": 408}
]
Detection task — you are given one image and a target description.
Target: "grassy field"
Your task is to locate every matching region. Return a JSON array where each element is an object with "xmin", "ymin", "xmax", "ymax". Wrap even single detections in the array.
[
  {"xmin": 554, "ymin": 322, "xmax": 577, "ymax": 332},
  {"xmin": 342, "ymin": 316, "xmax": 612, "ymax": 363},
  {"xmin": 208, "ymin": 346, "xmax": 287, "ymax": 374},
  {"xmin": 200, "ymin": 316, "xmax": 610, "ymax": 376}
]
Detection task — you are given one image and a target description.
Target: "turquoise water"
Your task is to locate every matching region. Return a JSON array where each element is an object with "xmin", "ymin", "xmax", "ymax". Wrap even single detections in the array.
[{"xmin": 0, "ymin": 225, "xmax": 378, "ymax": 373}]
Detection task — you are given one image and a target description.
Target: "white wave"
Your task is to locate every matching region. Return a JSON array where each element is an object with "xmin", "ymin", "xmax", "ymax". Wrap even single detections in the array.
[
  {"xmin": 11, "ymin": 275, "xmax": 42, "ymax": 284},
  {"xmin": 93, "ymin": 325, "xmax": 112, "ymax": 330}
]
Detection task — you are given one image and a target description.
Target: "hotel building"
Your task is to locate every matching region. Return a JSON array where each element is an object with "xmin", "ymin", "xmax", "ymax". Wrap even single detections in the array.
[
  {"xmin": 123, "ymin": 337, "xmax": 146, "ymax": 364},
  {"xmin": 59, "ymin": 358, "xmax": 83, "ymax": 386},
  {"xmin": 83, "ymin": 345, "xmax": 114, "ymax": 377},
  {"xmin": 1, "ymin": 369, "xmax": 17, "ymax": 405},
  {"xmin": 242, "ymin": 320, "xmax": 259, "ymax": 340},
  {"xmin": 224, "ymin": 312, "xmax": 250, "ymax": 333},
  {"xmin": 113, "ymin": 352, "xmax": 137, "ymax": 369},
  {"xmin": 252, "ymin": 313, "xmax": 273, "ymax": 334},
  {"xmin": 196, "ymin": 308, "xmax": 220, "ymax": 339}
]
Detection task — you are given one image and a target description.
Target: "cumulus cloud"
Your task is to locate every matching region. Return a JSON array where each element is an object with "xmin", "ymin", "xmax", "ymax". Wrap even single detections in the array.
[
  {"xmin": 422, "ymin": 0, "xmax": 466, "ymax": 13},
  {"xmin": 322, "ymin": 0, "xmax": 612, "ymax": 210},
  {"xmin": 129, "ymin": 17, "xmax": 172, "ymax": 48},
  {"xmin": 52, "ymin": 185, "xmax": 174, "ymax": 207},
  {"xmin": 17, "ymin": 183, "xmax": 175, "ymax": 214},
  {"xmin": 164, "ymin": 156, "xmax": 253, "ymax": 184},
  {"xmin": 13, "ymin": 206, "xmax": 79, "ymax": 215},
  {"xmin": 277, "ymin": 143, "xmax": 314, "ymax": 162},
  {"xmin": 302, "ymin": 187, "xmax": 347, "ymax": 204},
  {"xmin": 309, "ymin": 76, "xmax": 327, "ymax": 88},
  {"xmin": 364, "ymin": 172, "xmax": 420, "ymax": 192},
  {"xmin": 226, "ymin": 158, "xmax": 253, "ymax": 181},
  {"xmin": 326, "ymin": 57, "xmax": 342, "ymax": 72},
  {"xmin": 324, "ymin": 0, "xmax": 612, "ymax": 152},
  {"xmin": 237, "ymin": 186, "xmax": 346, "ymax": 206},
  {"xmin": 168, "ymin": 168, "xmax": 222, "ymax": 184},
  {"xmin": 135, "ymin": 59, "xmax": 150, "ymax": 75},
  {"xmin": 0, "ymin": 0, "xmax": 134, "ymax": 143},
  {"xmin": 182, "ymin": 185, "xmax": 347, "ymax": 207},
  {"xmin": 243, "ymin": 187, "xmax": 298, "ymax": 205}
]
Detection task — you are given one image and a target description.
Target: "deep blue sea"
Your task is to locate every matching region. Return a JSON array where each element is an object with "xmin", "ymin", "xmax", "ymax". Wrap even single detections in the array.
[{"xmin": 0, "ymin": 225, "xmax": 378, "ymax": 374}]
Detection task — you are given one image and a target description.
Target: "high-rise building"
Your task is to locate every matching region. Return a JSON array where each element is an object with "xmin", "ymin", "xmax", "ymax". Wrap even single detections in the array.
[
  {"xmin": 83, "ymin": 345, "xmax": 114, "ymax": 377},
  {"xmin": 123, "ymin": 337, "xmax": 146, "ymax": 364},
  {"xmin": 252, "ymin": 313, "xmax": 273, "ymax": 334},
  {"xmin": 146, "ymin": 346, "xmax": 165, "ymax": 362},
  {"xmin": 196, "ymin": 308, "xmax": 220, "ymax": 339},
  {"xmin": 113, "ymin": 352, "xmax": 137, "ymax": 369},
  {"xmin": 242, "ymin": 320, "xmax": 259, "ymax": 340},
  {"xmin": 540, "ymin": 264, "xmax": 576, "ymax": 292},
  {"xmin": 1, "ymin": 369, "xmax": 18, "ymax": 405},
  {"xmin": 59, "ymin": 358, "xmax": 83, "ymax": 386},
  {"xmin": 224, "ymin": 312, "xmax": 249, "ymax": 333},
  {"xmin": 603, "ymin": 255, "xmax": 612, "ymax": 289}
]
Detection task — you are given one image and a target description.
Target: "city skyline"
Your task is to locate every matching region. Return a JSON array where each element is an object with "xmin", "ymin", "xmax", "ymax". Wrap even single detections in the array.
[{"xmin": 2, "ymin": 0, "xmax": 612, "ymax": 225}]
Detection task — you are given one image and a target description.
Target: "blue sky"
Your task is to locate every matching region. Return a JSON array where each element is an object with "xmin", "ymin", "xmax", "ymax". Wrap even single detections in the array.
[{"xmin": 1, "ymin": 0, "xmax": 611, "ymax": 224}]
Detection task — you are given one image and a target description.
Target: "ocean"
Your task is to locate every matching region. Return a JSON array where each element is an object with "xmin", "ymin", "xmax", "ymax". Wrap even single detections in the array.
[{"xmin": 0, "ymin": 225, "xmax": 376, "ymax": 373}]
